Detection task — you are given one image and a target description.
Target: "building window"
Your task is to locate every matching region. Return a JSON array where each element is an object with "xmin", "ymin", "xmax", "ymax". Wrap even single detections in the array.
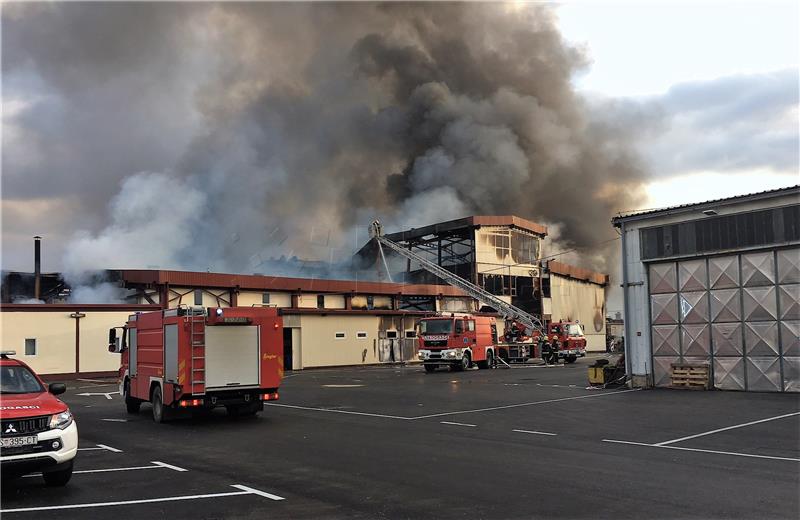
[
  {"xmin": 24, "ymin": 338, "xmax": 37, "ymax": 356},
  {"xmin": 357, "ymin": 331, "xmax": 368, "ymax": 339},
  {"xmin": 405, "ymin": 330, "xmax": 416, "ymax": 338},
  {"xmin": 386, "ymin": 330, "xmax": 398, "ymax": 339},
  {"xmin": 335, "ymin": 332, "xmax": 346, "ymax": 340},
  {"xmin": 194, "ymin": 289, "xmax": 203, "ymax": 306},
  {"xmin": 262, "ymin": 293, "xmax": 270, "ymax": 304},
  {"xmin": 317, "ymin": 295, "xmax": 325, "ymax": 309}
]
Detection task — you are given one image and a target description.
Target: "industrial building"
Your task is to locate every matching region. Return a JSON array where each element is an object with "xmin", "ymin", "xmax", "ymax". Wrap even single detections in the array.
[
  {"xmin": 1, "ymin": 214, "xmax": 609, "ymax": 377},
  {"xmin": 613, "ymin": 185, "xmax": 800, "ymax": 392},
  {"xmin": 357, "ymin": 216, "xmax": 609, "ymax": 348}
]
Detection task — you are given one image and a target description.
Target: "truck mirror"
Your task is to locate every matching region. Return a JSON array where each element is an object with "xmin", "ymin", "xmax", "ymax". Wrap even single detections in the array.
[
  {"xmin": 49, "ymin": 383, "xmax": 66, "ymax": 395},
  {"xmin": 108, "ymin": 331, "xmax": 123, "ymax": 353}
]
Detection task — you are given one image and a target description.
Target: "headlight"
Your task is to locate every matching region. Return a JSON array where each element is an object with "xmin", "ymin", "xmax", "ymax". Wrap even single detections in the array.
[{"xmin": 50, "ymin": 409, "xmax": 73, "ymax": 430}]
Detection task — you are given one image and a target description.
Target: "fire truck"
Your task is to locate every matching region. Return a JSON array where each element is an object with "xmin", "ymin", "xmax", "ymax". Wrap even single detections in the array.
[
  {"xmin": 109, "ymin": 306, "xmax": 283, "ymax": 423},
  {"xmin": 370, "ymin": 221, "xmax": 585, "ymax": 370}
]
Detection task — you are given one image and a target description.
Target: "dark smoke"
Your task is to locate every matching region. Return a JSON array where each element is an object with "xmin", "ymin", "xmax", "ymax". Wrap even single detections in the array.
[{"xmin": 3, "ymin": 2, "xmax": 646, "ymax": 284}]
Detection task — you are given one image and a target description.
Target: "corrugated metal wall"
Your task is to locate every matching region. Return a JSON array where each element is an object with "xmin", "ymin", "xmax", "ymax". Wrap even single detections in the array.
[{"xmin": 649, "ymin": 247, "xmax": 799, "ymax": 392}]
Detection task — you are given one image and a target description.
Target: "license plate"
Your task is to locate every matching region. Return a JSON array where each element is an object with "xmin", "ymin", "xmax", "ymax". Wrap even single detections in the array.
[{"xmin": 1, "ymin": 436, "xmax": 37, "ymax": 448}]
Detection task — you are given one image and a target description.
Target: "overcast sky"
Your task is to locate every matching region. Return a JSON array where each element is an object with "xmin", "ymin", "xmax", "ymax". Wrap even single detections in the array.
[
  {"xmin": 1, "ymin": 2, "xmax": 798, "ymax": 274},
  {"xmin": 557, "ymin": 1, "xmax": 799, "ymax": 209}
]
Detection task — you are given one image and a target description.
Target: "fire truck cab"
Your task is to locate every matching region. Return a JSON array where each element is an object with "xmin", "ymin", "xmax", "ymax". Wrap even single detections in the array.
[
  {"xmin": 417, "ymin": 315, "xmax": 498, "ymax": 372},
  {"xmin": 545, "ymin": 321, "xmax": 587, "ymax": 363}
]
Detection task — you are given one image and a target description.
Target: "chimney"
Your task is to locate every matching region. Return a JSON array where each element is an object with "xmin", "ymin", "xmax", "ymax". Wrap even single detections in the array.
[{"xmin": 34, "ymin": 236, "xmax": 41, "ymax": 300}]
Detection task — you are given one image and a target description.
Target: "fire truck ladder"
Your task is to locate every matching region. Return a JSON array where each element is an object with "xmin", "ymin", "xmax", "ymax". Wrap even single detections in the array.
[
  {"xmin": 189, "ymin": 310, "xmax": 206, "ymax": 396},
  {"xmin": 369, "ymin": 220, "xmax": 546, "ymax": 338}
]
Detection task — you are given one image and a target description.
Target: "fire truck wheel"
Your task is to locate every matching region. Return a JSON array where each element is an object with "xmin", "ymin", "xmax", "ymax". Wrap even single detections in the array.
[
  {"xmin": 42, "ymin": 460, "xmax": 73, "ymax": 487},
  {"xmin": 124, "ymin": 380, "xmax": 141, "ymax": 414},
  {"xmin": 151, "ymin": 386, "xmax": 170, "ymax": 423},
  {"xmin": 424, "ymin": 364, "xmax": 437, "ymax": 373},
  {"xmin": 460, "ymin": 353, "xmax": 471, "ymax": 371},
  {"xmin": 565, "ymin": 356, "xmax": 577, "ymax": 364}
]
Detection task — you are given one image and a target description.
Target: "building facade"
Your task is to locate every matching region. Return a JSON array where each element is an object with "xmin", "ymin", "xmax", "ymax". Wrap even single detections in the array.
[{"xmin": 612, "ymin": 186, "xmax": 800, "ymax": 392}]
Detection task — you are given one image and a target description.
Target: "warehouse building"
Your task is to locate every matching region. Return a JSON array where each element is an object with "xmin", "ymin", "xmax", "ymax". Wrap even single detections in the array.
[
  {"xmin": 612, "ymin": 185, "xmax": 800, "ymax": 392},
  {"xmin": 0, "ymin": 272, "xmax": 473, "ymax": 376},
  {"xmin": 1, "ymin": 214, "xmax": 609, "ymax": 376}
]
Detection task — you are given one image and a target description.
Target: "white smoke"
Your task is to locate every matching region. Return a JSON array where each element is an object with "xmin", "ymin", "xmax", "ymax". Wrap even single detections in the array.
[{"xmin": 63, "ymin": 171, "xmax": 207, "ymax": 281}]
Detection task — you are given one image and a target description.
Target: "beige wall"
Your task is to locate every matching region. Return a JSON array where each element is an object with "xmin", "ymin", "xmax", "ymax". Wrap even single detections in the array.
[
  {"xmin": 296, "ymin": 314, "xmax": 381, "ymax": 367},
  {"xmin": 0, "ymin": 310, "xmax": 130, "ymax": 374},
  {"xmin": 549, "ymin": 275, "xmax": 607, "ymax": 351},
  {"xmin": 475, "ymin": 226, "xmax": 542, "ymax": 278},
  {"xmin": 170, "ymin": 287, "xmax": 231, "ymax": 308},
  {"xmin": 296, "ymin": 294, "xmax": 318, "ymax": 309},
  {"xmin": 237, "ymin": 291, "xmax": 291, "ymax": 308}
]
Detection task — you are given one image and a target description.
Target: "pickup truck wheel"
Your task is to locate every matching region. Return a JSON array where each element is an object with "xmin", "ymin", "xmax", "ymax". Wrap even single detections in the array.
[
  {"xmin": 42, "ymin": 460, "xmax": 73, "ymax": 487},
  {"xmin": 424, "ymin": 364, "xmax": 437, "ymax": 373},
  {"xmin": 152, "ymin": 386, "xmax": 169, "ymax": 423},
  {"xmin": 124, "ymin": 380, "xmax": 140, "ymax": 414}
]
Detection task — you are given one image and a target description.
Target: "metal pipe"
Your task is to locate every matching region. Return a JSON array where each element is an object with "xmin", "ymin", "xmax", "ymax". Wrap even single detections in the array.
[
  {"xmin": 34, "ymin": 236, "xmax": 42, "ymax": 300},
  {"xmin": 619, "ymin": 221, "xmax": 633, "ymax": 385}
]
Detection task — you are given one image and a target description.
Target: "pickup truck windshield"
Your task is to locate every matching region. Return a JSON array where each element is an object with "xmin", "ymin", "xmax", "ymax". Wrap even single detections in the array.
[
  {"xmin": 420, "ymin": 320, "xmax": 453, "ymax": 334},
  {"xmin": 0, "ymin": 366, "xmax": 44, "ymax": 394},
  {"xmin": 567, "ymin": 324, "xmax": 585, "ymax": 336}
]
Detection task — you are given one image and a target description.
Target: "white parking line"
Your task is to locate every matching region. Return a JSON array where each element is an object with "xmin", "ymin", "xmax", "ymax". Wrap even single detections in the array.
[
  {"xmin": 1, "ymin": 484, "xmax": 284, "ymax": 513},
  {"xmin": 23, "ymin": 461, "xmax": 187, "ymax": 478},
  {"xmin": 654, "ymin": 411, "xmax": 800, "ymax": 446},
  {"xmin": 77, "ymin": 444, "xmax": 123, "ymax": 453},
  {"xmin": 513, "ymin": 429, "xmax": 557, "ymax": 436},
  {"xmin": 602, "ymin": 439, "xmax": 800, "ymax": 463},
  {"xmin": 263, "ymin": 403, "xmax": 411, "ymax": 420},
  {"xmin": 231, "ymin": 484, "xmax": 285, "ymax": 501},
  {"xmin": 412, "ymin": 388, "xmax": 640, "ymax": 420},
  {"xmin": 440, "ymin": 421, "xmax": 476, "ymax": 427},
  {"xmin": 152, "ymin": 461, "xmax": 188, "ymax": 472}
]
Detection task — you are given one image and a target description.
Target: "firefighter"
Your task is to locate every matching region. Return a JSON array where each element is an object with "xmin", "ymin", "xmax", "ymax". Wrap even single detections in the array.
[
  {"xmin": 541, "ymin": 334, "xmax": 552, "ymax": 365},
  {"xmin": 549, "ymin": 335, "xmax": 561, "ymax": 365}
]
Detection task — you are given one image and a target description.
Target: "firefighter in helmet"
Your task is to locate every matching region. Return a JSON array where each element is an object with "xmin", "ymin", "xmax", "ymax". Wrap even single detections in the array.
[{"xmin": 549, "ymin": 334, "xmax": 561, "ymax": 365}]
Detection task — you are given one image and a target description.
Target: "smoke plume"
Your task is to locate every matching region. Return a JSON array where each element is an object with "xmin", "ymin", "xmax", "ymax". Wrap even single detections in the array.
[{"xmin": 3, "ymin": 2, "xmax": 646, "ymax": 286}]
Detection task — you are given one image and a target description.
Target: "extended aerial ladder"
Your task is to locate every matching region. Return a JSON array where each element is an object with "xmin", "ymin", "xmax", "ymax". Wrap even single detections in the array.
[{"xmin": 369, "ymin": 220, "xmax": 546, "ymax": 338}]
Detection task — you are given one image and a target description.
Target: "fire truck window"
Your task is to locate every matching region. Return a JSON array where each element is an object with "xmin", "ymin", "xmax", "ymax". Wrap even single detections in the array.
[
  {"xmin": 24, "ymin": 338, "xmax": 37, "ymax": 356},
  {"xmin": 420, "ymin": 320, "xmax": 453, "ymax": 334},
  {"xmin": 568, "ymin": 324, "xmax": 585, "ymax": 336},
  {"xmin": 455, "ymin": 321, "xmax": 464, "ymax": 334},
  {"xmin": 467, "ymin": 320, "xmax": 475, "ymax": 332},
  {"xmin": 490, "ymin": 324, "xmax": 498, "ymax": 343}
]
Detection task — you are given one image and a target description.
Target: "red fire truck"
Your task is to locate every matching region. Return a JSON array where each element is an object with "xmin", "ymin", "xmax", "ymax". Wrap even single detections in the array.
[
  {"xmin": 109, "ymin": 306, "xmax": 283, "ymax": 423},
  {"xmin": 546, "ymin": 321, "xmax": 587, "ymax": 363},
  {"xmin": 417, "ymin": 315, "xmax": 586, "ymax": 371},
  {"xmin": 418, "ymin": 315, "xmax": 545, "ymax": 371}
]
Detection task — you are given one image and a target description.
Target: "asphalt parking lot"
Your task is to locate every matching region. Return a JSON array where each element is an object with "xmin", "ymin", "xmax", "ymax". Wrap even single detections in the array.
[{"xmin": 2, "ymin": 354, "xmax": 798, "ymax": 519}]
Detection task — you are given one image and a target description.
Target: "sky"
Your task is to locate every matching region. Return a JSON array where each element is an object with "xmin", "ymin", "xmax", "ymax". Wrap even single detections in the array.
[
  {"xmin": 1, "ymin": 1, "xmax": 798, "ymax": 279},
  {"xmin": 556, "ymin": 1, "xmax": 799, "ymax": 209}
]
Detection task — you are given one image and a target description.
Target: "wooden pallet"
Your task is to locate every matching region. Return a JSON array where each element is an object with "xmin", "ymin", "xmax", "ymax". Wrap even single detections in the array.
[{"xmin": 670, "ymin": 363, "xmax": 710, "ymax": 390}]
